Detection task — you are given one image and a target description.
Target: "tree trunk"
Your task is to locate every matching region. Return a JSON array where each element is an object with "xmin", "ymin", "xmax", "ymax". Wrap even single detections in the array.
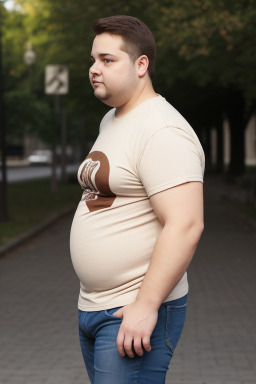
[
  {"xmin": 60, "ymin": 107, "xmax": 67, "ymax": 182},
  {"xmin": 80, "ymin": 116, "xmax": 87, "ymax": 160},
  {"xmin": 0, "ymin": 7, "xmax": 8, "ymax": 222},
  {"xmin": 203, "ymin": 126, "xmax": 211, "ymax": 171},
  {"xmin": 226, "ymin": 91, "xmax": 246, "ymax": 177},
  {"xmin": 216, "ymin": 115, "xmax": 224, "ymax": 173}
]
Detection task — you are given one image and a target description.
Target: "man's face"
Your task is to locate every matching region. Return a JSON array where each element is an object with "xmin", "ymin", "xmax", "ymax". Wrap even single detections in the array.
[{"xmin": 89, "ymin": 33, "xmax": 139, "ymax": 108}]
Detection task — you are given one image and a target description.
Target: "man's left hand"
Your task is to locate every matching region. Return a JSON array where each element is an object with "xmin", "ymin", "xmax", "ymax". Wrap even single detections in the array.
[{"xmin": 112, "ymin": 301, "xmax": 158, "ymax": 358}]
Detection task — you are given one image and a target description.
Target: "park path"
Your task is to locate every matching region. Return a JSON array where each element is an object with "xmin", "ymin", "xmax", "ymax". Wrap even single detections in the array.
[{"xmin": 0, "ymin": 175, "xmax": 256, "ymax": 384}]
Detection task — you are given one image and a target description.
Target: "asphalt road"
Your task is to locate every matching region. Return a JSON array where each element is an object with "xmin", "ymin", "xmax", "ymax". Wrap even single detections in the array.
[{"xmin": 0, "ymin": 164, "xmax": 79, "ymax": 183}]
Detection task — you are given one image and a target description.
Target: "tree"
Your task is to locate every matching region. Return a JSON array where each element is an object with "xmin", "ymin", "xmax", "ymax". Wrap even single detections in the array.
[
  {"xmin": 5, "ymin": 0, "xmax": 256, "ymax": 176},
  {"xmin": 153, "ymin": 0, "xmax": 256, "ymax": 175}
]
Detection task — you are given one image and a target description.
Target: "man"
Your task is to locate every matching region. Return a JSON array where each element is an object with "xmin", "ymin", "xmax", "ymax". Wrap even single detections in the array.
[{"xmin": 70, "ymin": 15, "xmax": 204, "ymax": 384}]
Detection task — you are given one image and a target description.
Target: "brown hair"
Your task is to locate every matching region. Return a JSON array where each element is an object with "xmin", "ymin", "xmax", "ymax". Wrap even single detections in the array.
[{"xmin": 92, "ymin": 15, "xmax": 156, "ymax": 79}]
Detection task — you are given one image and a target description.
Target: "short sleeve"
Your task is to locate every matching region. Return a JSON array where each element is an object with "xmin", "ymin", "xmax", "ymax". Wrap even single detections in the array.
[{"xmin": 138, "ymin": 127, "xmax": 205, "ymax": 197}]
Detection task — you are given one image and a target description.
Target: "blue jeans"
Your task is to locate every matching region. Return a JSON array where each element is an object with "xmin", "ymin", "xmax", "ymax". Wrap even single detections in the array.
[{"xmin": 78, "ymin": 294, "xmax": 187, "ymax": 384}]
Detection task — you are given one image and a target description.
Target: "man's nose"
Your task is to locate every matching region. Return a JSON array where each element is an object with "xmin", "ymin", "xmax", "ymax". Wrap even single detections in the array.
[{"xmin": 90, "ymin": 62, "xmax": 101, "ymax": 75}]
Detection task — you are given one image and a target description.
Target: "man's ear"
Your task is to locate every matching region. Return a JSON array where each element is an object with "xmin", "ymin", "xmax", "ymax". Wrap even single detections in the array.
[{"xmin": 136, "ymin": 55, "xmax": 149, "ymax": 77}]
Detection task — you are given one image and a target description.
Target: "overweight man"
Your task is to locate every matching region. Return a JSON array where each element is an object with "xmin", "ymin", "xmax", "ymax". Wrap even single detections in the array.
[{"xmin": 70, "ymin": 15, "xmax": 204, "ymax": 384}]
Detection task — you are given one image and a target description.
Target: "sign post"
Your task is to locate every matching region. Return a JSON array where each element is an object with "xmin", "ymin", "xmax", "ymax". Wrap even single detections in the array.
[
  {"xmin": 45, "ymin": 65, "xmax": 69, "ymax": 191},
  {"xmin": 45, "ymin": 65, "xmax": 69, "ymax": 95}
]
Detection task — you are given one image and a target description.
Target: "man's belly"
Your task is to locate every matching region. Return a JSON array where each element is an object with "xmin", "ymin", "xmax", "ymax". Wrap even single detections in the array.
[{"xmin": 70, "ymin": 201, "xmax": 162, "ymax": 292}]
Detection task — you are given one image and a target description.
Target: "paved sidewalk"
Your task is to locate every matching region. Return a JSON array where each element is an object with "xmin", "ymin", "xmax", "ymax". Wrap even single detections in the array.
[{"xmin": 0, "ymin": 175, "xmax": 256, "ymax": 384}]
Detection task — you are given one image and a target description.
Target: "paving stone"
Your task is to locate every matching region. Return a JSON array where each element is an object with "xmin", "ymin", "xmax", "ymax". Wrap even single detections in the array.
[{"xmin": 1, "ymin": 176, "xmax": 256, "ymax": 384}]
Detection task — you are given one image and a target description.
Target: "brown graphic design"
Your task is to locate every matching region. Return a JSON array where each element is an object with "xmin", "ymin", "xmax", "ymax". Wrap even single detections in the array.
[{"xmin": 79, "ymin": 151, "xmax": 116, "ymax": 212}]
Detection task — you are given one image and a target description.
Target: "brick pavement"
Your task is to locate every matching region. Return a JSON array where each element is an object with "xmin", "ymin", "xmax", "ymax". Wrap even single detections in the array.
[{"xmin": 0, "ymin": 175, "xmax": 256, "ymax": 384}]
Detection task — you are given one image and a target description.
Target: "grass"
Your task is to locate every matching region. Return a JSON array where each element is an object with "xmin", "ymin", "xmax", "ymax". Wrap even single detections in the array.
[{"xmin": 0, "ymin": 178, "xmax": 81, "ymax": 247}]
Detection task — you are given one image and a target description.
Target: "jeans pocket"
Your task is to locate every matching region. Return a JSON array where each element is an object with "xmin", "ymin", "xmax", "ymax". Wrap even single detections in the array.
[
  {"xmin": 165, "ymin": 301, "xmax": 187, "ymax": 353},
  {"xmin": 105, "ymin": 306, "xmax": 123, "ymax": 319}
]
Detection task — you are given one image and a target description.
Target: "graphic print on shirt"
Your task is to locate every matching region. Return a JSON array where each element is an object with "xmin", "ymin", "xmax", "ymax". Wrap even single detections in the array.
[{"xmin": 79, "ymin": 151, "xmax": 116, "ymax": 212}]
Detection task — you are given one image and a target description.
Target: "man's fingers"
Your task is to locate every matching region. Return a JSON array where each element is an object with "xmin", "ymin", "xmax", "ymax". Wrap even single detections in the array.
[
  {"xmin": 133, "ymin": 337, "xmax": 144, "ymax": 356},
  {"xmin": 142, "ymin": 335, "xmax": 151, "ymax": 352},
  {"xmin": 116, "ymin": 332, "xmax": 125, "ymax": 357},
  {"xmin": 112, "ymin": 308, "xmax": 123, "ymax": 318},
  {"xmin": 117, "ymin": 332, "xmax": 152, "ymax": 358},
  {"xmin": 123, "ymin": 336, "xmax": 134, "ymax": 358}
]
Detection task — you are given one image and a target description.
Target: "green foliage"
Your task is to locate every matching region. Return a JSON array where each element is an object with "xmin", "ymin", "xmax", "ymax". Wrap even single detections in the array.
[
  {"xmin": 154, "ymin": 0, "xmax": 256, "ymax": 104},
  {"xmin": 1, "ymin": 0, "xmax": 256, "ymax": 170}
]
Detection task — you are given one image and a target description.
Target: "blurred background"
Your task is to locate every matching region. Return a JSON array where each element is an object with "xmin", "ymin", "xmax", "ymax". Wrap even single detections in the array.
[
  {"xmin": 1, "ymin": 0, "xmax": 256, "ymax": 233},
  {"xmin": 0, "ymin": 1, "xmax": 256, "ymax": 383}
]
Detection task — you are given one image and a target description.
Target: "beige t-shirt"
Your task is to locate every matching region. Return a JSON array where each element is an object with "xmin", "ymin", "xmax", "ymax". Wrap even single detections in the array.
[{"xmin": 70, "ymin": 95, "xmax": 205, "ymax": 311}]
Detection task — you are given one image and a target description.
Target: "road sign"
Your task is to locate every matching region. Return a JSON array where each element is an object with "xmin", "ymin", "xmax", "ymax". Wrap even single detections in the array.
[{"xmin": 45, "ymin": 65, "xmax": 69, "ymax": 95}]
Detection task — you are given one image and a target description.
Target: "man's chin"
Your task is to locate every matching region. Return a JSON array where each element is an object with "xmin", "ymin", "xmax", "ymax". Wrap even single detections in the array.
[{"xmin": 94, "ymin": 90, "xmax": 111, "ymax": 103}]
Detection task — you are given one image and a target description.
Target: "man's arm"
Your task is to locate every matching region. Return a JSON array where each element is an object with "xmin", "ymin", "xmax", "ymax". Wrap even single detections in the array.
[{"xmin": 113, "ymin": 181, "xmax": 204, "ymax": 358}]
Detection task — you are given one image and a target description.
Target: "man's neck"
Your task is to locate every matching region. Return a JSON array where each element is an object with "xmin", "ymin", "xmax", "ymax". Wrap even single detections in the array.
[{"xmin": 115, "ymin": 83, "xmax": 158, "ymax": 118}]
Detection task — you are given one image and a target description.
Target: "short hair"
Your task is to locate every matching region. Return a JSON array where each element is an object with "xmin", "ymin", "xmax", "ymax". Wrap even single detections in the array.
[{"xmin": 92, "ymin": 15, "xmax": 156, "ymax": 79}]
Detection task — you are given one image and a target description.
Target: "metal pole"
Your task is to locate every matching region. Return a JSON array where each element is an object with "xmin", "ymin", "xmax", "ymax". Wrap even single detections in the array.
[
  {"xmin": 61, "ymin": 106, "xmax": 67, "ymax": 182},
  {"xmin": 0, "ymin": 2, "xmax": 8, "ymax": 222},
  {"xmin": 50, "ymin": 94, "xmax": 59, "ymax": 194}
]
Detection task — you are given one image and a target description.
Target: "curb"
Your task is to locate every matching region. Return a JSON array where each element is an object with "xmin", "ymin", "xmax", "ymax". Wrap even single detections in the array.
[{"xmin": 0, "ymin": 205, "xmax": 76, "ymax": 257}]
